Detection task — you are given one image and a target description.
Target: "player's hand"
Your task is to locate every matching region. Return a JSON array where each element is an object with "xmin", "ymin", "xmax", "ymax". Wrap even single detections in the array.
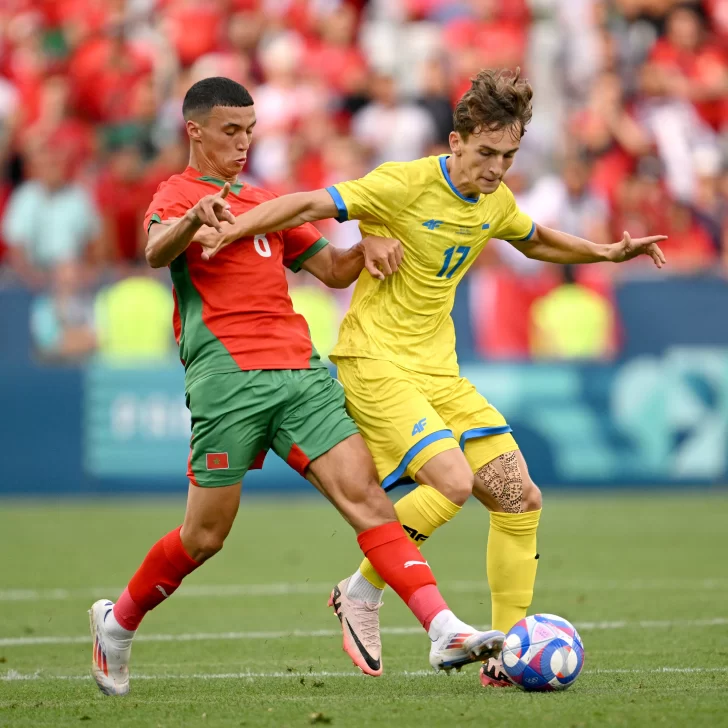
[
  {"xmin": 611, "ymin": 231, "xmax": 668, "ymax": 269},
  {"xmin": 186, "ymin": 182, "xmax": 236, "ymax": 234},
  {"xmin": 360, "ymin": 236, "xmax": 404, "ymax": 280},
  {"xmin": 192, "ymin": 224, "xmax": 237, "ymax": 261}
]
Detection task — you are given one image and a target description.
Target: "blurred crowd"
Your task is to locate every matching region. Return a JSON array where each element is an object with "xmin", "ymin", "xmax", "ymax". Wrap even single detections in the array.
[{"xmin": 0, "ymin": 0, "xmax": 726, "ymax": 363}]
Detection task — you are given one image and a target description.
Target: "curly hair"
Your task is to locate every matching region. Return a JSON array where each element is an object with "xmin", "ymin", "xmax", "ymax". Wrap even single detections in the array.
[{"xmin": 453, "ymin": 68, "xmax": 533, "ymax": 140}]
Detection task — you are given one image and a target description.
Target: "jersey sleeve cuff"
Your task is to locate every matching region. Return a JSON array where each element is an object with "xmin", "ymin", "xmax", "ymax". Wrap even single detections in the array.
[
  {"xmin": 288, "ymin": 236, "xmax": 329, "ymax": 272},
  {"xmin": 326, "ymin": 186, "xmax": 349, "ymax": 223},
  {"xmin": 147, "ymin": 213, "xmax": 162, "ymax": 233},
  {"xmin": 505, "ymin": 220, "xmax": 536, "ymax": 242}
]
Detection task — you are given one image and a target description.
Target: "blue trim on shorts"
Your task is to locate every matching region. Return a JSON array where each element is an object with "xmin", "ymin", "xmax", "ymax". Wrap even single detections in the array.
[
  {"xmin": 381, "ymin": 429, "xmax": 455, "ymax": 491},
  {"xmin": 459, "ymin": 425, "xmax": 512, "ymax": 450},
  {"xmin": 325, "ymin": 186, "xmax": 348, "ymax": 223}
]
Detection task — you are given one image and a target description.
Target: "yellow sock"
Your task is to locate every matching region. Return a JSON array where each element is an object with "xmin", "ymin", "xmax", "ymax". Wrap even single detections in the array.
[
  {"xmin": 359, "ymin": 485, "xmax": 461, "ymax": 589},
  {"xmin": 487, "ymin": 509, "xmax": 541, "ymax": 634}
]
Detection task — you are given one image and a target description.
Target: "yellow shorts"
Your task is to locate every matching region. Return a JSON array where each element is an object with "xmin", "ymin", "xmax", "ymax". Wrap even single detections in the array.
[{"xmin": 336, "ymin": 357, "xmax": 518, "ymax": 489}]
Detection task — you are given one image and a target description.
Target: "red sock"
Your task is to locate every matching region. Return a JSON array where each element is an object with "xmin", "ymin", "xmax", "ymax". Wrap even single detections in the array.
[
  {"xmin": 113, "ymin": 526, "xmax": 199, "ymax": 631},
  {"xmin": 357, "ymin": 522, "xmax": 448, "ymax": 631}
]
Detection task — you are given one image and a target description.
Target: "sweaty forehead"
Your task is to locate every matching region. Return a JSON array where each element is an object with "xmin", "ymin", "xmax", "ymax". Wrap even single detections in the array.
[{"xmin": 206, "ymin": 105, "xmax": 256, "ymax": 127}]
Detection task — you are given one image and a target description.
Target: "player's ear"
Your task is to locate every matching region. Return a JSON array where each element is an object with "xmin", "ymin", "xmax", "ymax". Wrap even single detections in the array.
[
  {"xmin": 449, "ymin": 131, "xmax": 462, "ymax": 156},
  {"xmin": 186, "ymin": 119, "xmax": 202, "ymax": 142}
]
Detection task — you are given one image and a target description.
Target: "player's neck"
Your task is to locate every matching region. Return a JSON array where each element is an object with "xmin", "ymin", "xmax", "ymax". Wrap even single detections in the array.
[
  {"xmin": 187, "ymin": 154, "xmax": 239, "ymax": 184},
  {"xmin": 445, "ymin": 156, "xmax": 481, "ymax": 200}
]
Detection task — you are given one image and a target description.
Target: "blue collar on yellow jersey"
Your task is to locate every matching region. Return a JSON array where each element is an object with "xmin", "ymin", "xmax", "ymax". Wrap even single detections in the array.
[{"xmin": 438, "ymin": 156, "xmax": 480, "ymax": 204}]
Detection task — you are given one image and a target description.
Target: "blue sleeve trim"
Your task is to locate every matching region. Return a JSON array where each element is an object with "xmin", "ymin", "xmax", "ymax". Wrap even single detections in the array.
[
  {"xmin": 506, "ymin": 221, "xmax": 536, "ymax": 242},
  {"xmin": 325, "ymin": 186, "xmax": 349, "ymax": 223},
  {"xmin": 459, "ymin": 425, "xmax": 512, "ymax": 450},
  {"xmin": 381, "ymin": 429, "xmax": 455, "ymax": 490}
]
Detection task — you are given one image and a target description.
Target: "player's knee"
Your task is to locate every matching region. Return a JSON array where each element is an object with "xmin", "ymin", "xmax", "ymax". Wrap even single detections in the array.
[
  {"xmin": 434, "ymin": 466, "xmax": 474, "ymax": 506},
  {"xmin": 522, "ymin": 479, "xmax": 542, "ymax": 512},
  {"xmin": 183, "ymin": 526, "xmax": 227, "ymax": 562}
]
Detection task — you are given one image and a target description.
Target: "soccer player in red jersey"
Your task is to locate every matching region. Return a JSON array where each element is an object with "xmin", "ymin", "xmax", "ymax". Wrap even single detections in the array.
[{"xmin": 88, "ymin": 77, "xmax": 505, "ymax": 696}]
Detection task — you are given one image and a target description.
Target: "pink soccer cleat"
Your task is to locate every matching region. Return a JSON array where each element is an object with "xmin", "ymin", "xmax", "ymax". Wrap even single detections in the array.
[{"xmin": 328, "ymin": 578, "xmax": 383, "ymax": 676}]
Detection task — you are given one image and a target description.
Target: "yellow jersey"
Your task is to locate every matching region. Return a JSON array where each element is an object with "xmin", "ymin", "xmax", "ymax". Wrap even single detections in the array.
[{"xmin": 327, "ymin": 155, "xmax": 535, "ymax": 375}]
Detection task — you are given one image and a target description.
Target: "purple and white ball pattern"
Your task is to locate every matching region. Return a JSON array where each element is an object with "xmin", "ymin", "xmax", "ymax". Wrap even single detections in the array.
[{"xmin": 501, "ymin": 613, "xmax": 585, "ymax": 691}]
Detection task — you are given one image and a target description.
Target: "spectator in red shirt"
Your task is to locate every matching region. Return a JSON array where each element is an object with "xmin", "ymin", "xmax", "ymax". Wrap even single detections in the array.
[
  {"xmin": 53, "ymin": 0, "xmax": 125, "ymax": 53},
  {"xmin": 67, "ymin": 24, "xmax": 153, "ymax": 123},
  {"xmin": 443, "ymin": 0, "xmax": 527, "ymax": 72},
  {"xmin": 3, "ymin": 9, "xmax": 51, "ymax": 128},
  {"xmin": 612, "ymin": 157, "xmax": 671, "ymax": 245},
  {"xmin": 18, "ymin": 75, "xmax": 94, "ymax": 176},
  {"xmin": 95, "ymin": 141, "xmax": 146, "ymax": 266},
  {"xmin": 303, "ymin": 4, "xmax": 368, "ymax": 99},
  {"xmin": 162, "ymin": 0, "xmax": 224, "ymax": 69},
  {"xmin": 568, "ymin": 72, "xmax": 652, "ymax": 205},
  {"xmin": 662, "ymin": 200, "xmax": 718, "ymax": 269},
  {"xmin": 649, "ymin": 4, "xmax": 728, "ymax": 131}
]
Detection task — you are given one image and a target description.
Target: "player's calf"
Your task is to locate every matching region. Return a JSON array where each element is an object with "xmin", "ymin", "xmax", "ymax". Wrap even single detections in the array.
[
  {"xmin": 473, "ymin": 450, "xmax": 542, "ymax": 636},
  {"xmin": 311, "ymin": 435, "xmax": 505, "ymax": 673},
  {"xmin": 307, "ymin": 434, "xmax": 397, "ymax": 533},
  {"xmin": 90, "ymin": 483, "xmax": 240, "ymax": 695}
]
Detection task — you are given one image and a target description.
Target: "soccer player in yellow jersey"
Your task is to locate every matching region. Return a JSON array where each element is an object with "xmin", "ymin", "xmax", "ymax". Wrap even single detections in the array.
[{"xmin": 195, "ymin": 69, "xmax": 667, "ymax": 685}]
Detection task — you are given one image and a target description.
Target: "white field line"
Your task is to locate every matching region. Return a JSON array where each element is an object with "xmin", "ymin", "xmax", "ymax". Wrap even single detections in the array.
[
  {"xmin": 3, "ymin": 666, "xmax": 728, "ymax": 683},
  {"xmin": 2, "ymin": 617, "xmax": 727, "ymax": 648},
  {"xmin": 1, "ymin": 578, "xmax": 727, "ymax": 603}
]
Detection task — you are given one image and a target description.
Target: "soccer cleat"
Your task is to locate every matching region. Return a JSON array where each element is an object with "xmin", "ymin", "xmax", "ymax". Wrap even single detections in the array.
[
  {"xmin": 88, "ymin": 599, "xmax": 133, "ymax": 696},
  {"xmin": 328, "ymin": 578, "xmax": 383, "ymax": 677},
  {"xmin": 429, "ymin": 629, "xmax": 505, "ymax": 674},
  {"xmin": 480, "ymin": 656, "xmax": 514, "ymax": 687}
]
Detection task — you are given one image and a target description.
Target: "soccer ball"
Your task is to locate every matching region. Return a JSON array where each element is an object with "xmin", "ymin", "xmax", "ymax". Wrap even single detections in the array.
[{"xmin": 500, "ymin": 613, "xmax": 585, "ymax": 691}]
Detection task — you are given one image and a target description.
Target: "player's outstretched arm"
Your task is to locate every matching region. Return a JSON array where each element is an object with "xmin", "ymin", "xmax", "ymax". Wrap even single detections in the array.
[
  {"xmin": 302, "ymin": 236, "xmax": 404, "ymax": 287},
  {"xmin": 145, "ymin": 183, "xmax": 235, "ymax": 268},
  {"xmin": 196, "ymin": 189, "xmax": 337, "ymax": 261},
  {"xmin": 510, "ymin": 225, "xmax": 667, "ymax": 269}
]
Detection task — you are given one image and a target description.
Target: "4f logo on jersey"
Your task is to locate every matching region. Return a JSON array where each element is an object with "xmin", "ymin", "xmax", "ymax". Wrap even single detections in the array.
[
  {"xmin": 422, "ymin": 219, "xmax": 443, "ymax": 230},
  {"xmin": 412, "ymin": 418, "xmax": 427, "ymax": 435}
]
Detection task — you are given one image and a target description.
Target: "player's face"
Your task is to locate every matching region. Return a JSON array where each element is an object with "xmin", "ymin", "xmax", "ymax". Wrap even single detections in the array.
[
  {"xmin": 450, "ymin": 124, "xmax": 521, "ymax": 196},
  {"xmin": 189, "ymin": 105, "xmax": 257, "ymax": 180}
]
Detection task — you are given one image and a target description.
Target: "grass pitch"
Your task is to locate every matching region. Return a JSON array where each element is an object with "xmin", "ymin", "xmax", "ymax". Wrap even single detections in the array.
[{"xmin": 1, "ymin": 492, "xmax": 727, "ymax": 727}]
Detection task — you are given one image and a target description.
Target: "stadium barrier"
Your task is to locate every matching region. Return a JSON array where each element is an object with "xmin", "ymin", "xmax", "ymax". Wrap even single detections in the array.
[{"xmin": 1, "ymin": 346, "xmax": 726, "ymax": 494}]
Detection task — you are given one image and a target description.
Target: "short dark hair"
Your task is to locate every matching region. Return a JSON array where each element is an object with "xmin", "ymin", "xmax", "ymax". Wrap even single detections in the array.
[
  {"xmin": 182, "ymin": 77, "xmax": 254, "ymax": 120},
  {"xmin": 453, "ymin": 68, "xmax": 533, "ymax": 140}
]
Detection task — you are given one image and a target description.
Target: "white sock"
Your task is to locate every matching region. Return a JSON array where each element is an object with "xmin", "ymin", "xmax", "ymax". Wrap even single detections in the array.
[
  {"xmin": 346, "ymin": 569, "xmax": 384, "ymax": 604},
  {"xmin": 427, "ymin": 609, "xmax": 473, "ymax": 642},
  {"xmin": 105, "ymin": 606, "xmax": 136, "ymax": 641}
]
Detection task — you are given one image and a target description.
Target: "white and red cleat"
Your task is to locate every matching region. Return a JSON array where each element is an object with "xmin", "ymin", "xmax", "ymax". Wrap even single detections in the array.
[
  {"xmin": 328, "ymin": 578, "xmax": 383, "ymax": 676},
  {"xmin": 480, "ymin": 656, "xmax": 514, "ymax": 687},
  {"xmin": 429, "ymin": 628, "xmax": 505, "ymax": 673},
  {"xmin": 88, "ymin": 599, "xmax": 133, "ymax": 696}
]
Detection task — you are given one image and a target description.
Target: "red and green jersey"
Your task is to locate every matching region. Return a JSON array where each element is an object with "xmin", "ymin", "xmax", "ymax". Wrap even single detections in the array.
[{"xmin": 143, "ymin": 166, "xmax": 328, "ymax": 386}]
